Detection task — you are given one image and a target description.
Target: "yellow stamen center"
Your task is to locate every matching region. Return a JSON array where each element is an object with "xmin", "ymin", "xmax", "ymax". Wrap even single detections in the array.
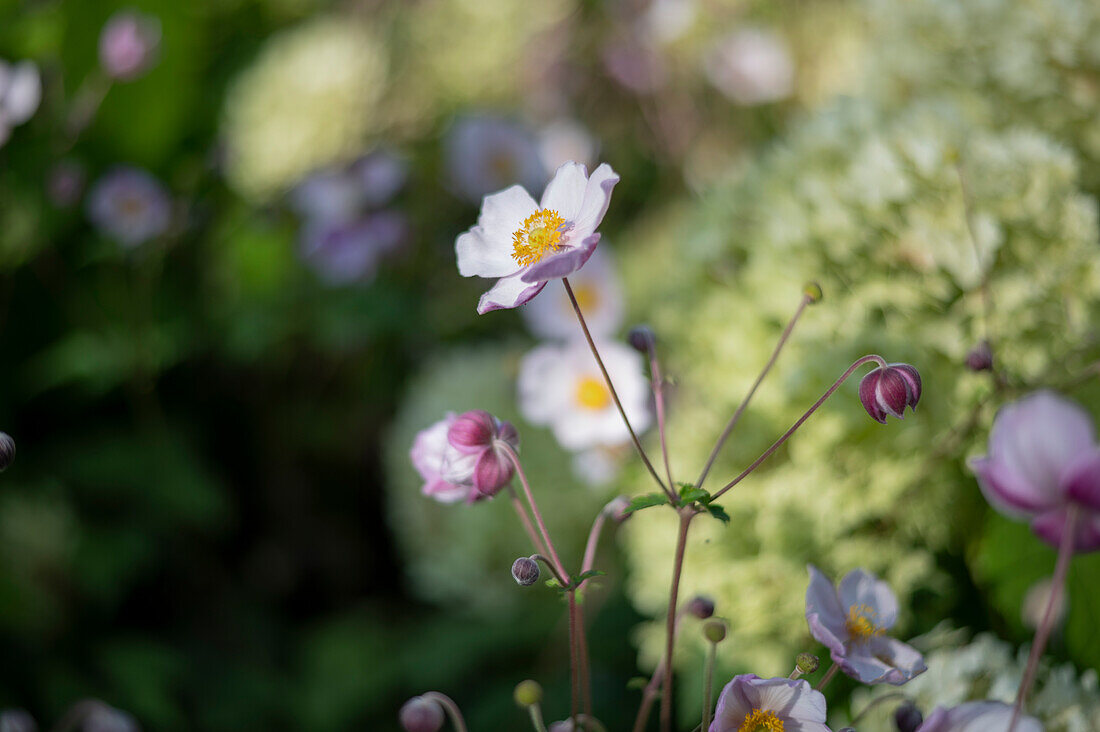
[
  {"xmin": 512, "ymin": 209, "xmax": 567, "ymax": 266},
  {"xmin": 739, "ymin": 709, "xmax": 784, "ymax": 732},
  {"xmin": 845, "ymin": 604, "xmax": 885, "ymax": 642},
  {"xmin": 575, "ymin": 376, "xmax": 611, "ymax": 410}
]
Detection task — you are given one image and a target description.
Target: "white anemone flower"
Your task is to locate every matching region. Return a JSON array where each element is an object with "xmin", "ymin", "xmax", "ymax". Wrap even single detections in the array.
[
  {"xmin": 455, "ymin": 161, "xmax": 620, "ymax": 314},
  {"xmin": 518, "ymin": 339, "xmax": 650, "ymax": 451},
  {"xmin": 521, "ymin": 248, "xmax": 623, "ymax": 341},
  {"xmin": 0, "ymin": 60, "xmax": 42, "ymax": 147}
]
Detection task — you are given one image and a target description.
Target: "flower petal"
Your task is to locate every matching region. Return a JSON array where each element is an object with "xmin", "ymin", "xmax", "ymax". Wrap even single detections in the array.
[
  {"xmin": 540, "ymin": 161, "xmax": 589, "ymax": 222},
  {"xmin": 1060, "ymin": 446, "xmax": 1100, "ymax": 510},
  {"xmin": 456, "ymin": 185, "xmax": 537, "ymax": 278},
  {"xmin": 476, "ymin": 274, "xmax": 547, "ymax": 314},
  {"xmin": 520, "ymin": 234, "xmax": 600, "ymax": 283},
  {"xmin": 754, "ymin": 678, "xmax": 826, "ymax": 723},
  {"xmin": 472, "ymin": 447, "xmax": 514, "ymax": 497},
  {"xmin": 838, "ymin": 569, "xmax": 898, "ymax": 629},
  {"xmin": 710, "ymin": 675, "xmax": 758, "ymax": 732},
  {"xmin": 572, "ymin": 163, "xmax": 620, "ymax": 237},
  {"xmin": 1032, "ymin": 507, "xmax": 1100, "ymax": 553},
  {"xmin": 805, "ymin": 565, "xmax": 849, "ymax": 648},
  {"xmin": 919, "ymin": 701, "xmax": 1043, "ymax": 732},
  {"xmin": 448, "ymin": 410, "xmax": 496, "ymax": 453},
  {"xmin": 969, "ymin": 456, "xmax": 1062, "ymax": 518}
]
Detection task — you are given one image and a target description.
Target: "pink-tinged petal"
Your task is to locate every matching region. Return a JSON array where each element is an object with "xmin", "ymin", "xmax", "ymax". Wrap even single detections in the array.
[
  {"xmin": 472, "ymin": 447, "xmax": 514, "ymax": 497},
  {"xmin": 851, "ymin": 636, "xmax": 927, "ymax": 685},
  {"xmin": 572, "ymin": 163, "xmax": 620, "ymax": 237},
  {"xmin": 875, "ymin": 368, "xmax": 911, "ymax": 419},
  {"xmin": 1032, "ymin": 507, "xmax": 1100, "ymax": 553},
  {"xmin": 422, "ymin": 478, "xmax": 470, "ymax": 504},
  {"xmin": 497, "ymin": 420, "xmax": 520, "ymax": 450},
  {"xmin": 540, "ymin": 161, "xmax": 589, "ymax": 222},
  {"xmin": 969, "ymin": 456, "xmax": 1061, "ymax": 519},
  {"xmin": 805, "ymin": 565, "xmax": 848, "ymax": 643},
  {"xmin": 520, "ymin": 234, "xmax": 600, "ymax": 283},
  {"xmin": 448, "ymin": 410, "xmax": 496, "ymax": 453},
  {"xmin": 917, "ymin": 701, "xmax": 1042, "ymax": 732},
  {"xmin": 838, "ymin": 569, "xmax": 898, "ymax": 629},
  {"xmin": 476, "ymin": 274, "xmax": 547, "ymax": 314},
  {"xmin": 411, "ymin": 416, "xmax": 454, "ymax": 482},
  {"xmin": 439, "ymin": 450, "xmax": 478, "ymax": 486},
  {"xmin": 990, "ymin": 391, "xmax": 1096, "ymax": 500},
  {"xmin": 859, "ymin": 369, "xmax": 887, "ymax": 423},
  {"xmin": 890, "ymin": 363, "xmax": 922, "ymax": 409},
  {"xmin": 710, "ymin": 675, "xmax": 758, "ymax": 732},
  {"xmin": 1060, "ymin": 446, "xmax": 1100, "ymax": 510},
  {"xmin": 456, "ymin": 185, "xmax": 537, "ymax": 277}
]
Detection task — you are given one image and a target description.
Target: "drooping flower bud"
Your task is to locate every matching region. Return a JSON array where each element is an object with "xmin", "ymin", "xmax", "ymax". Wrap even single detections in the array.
[
  {"xmin": 859, "ymin": 363, "xmax": 921, "ymax": 423},
  {"xmin": 965, "ymin": 340, "xmax": 993, "ymax": 372},
  {"xmin": 98, "ymin": 11, "xmax": 161, "ymax": 81},
  {"xmin": 399, "ymin": 696, "xmax": 444, "ymax": 732},
  {"xmin": 0, "ymin": 433, "xmax": 15, "ymax": 472},
  {"xmin": 795, "ymin": 652, "xmax": 820, "ymax": 675},
  {"xmin": 511, "ymin": 557, "xmax": 541, "ymax": 586},
  {"xmin": 513, "ymin": 680, "xmax": 543, "ymax": 707},
  {"xmin": 802, "ymin": 281, "xmax": 823, "ymax": 304},
  {"xmin": 627, "ymin": 324, "xmax": 656, "ymax": 353},
  {"xmin": 686, "ymin": 595, "xmax": 715, "ymax": 619},
  {"xmin": 445, "ymin": 410, "xmax": 520, "ymax": 498},
  {"xmin": 702, "ymin": 619, "xmax": 727, "ymax": 644},
  {"xmin": 893, "ymin": 702, "xmax": 923, "ymax": 732}
]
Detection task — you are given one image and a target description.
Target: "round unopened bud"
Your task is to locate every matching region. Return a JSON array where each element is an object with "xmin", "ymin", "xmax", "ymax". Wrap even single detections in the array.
[
  {"xmin": 702, "ymin": 619, "xmax": 727, "ymax": 644},
  {"xmin": 686, "ymin": 596, "xmax": 715, "ymax": 619},
  {"xmin": 0, "ymin": 709, "xmax": 37, "ymax": 732},
  {"xmin": 514, "ymin": 680, "xmax": 543, "ymax": 707},
  {"xmin": 795, "ymin": 652, "xmax": 820, "ymax": 674},
  {"xmin": 627, "ymin": 325, "xmax": 656, "ymax": 353},
  {"xmin": 0, "ymin": 433, "xmax": 14, "ymax": 472},
  {"xmin": 859, "ymin": 362, "xmax": 922, "ymax": 424},
  {"xmin": 965, "ymin": 340, "xmax": 993, "ymax": 372},
  {"xmin": 803, "ymin": 281, "xmax": 823, "ymax": 304},
  {"xmin": 511, "ymin": 557, "xmax": 541, "ymax": 586},
  {"xmin": 893, "ymin": 702, "xmax": 923, "ymax": 732},
  {"xmin": 399, "ymin": 696, "xmax": 444, "ymax": 732}
]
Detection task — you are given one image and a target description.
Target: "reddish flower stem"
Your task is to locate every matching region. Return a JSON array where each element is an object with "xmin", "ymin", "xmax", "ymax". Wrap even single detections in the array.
[
  {"xmin": 563, "ymin": 277, "xmax": 674, "ymax": 500},
  {"xmin": 632, "ymin": 604, "xmax": 691, "ymax": 732},
  {"xmin": 422, "ymin": 692, "xmax": 469, "ymax": 732},
  {"xmin": 577, "ymin": 601, "xmax": 594, "ymax": 718},
  {"xmin": 1008, "ymin": 506, "xmax": 1080, "ymax": 732},
  {"xmin": 508, "ymin": 485, "xmax": 548, "ymax": 558},
  {"xmin": 568, "ymin": 592, "xmax": 581, "ymax": 724},
  {"xmin": 710, "ymin": 355, "xmax": 887, "ymax": 501},
  {"xmin": 502, "ymin": 445, "xmax": 569, "ymax": 580},
  {"xmin": 660, "ymin": 509, "xmax": 697, "ymax": 732},
  {"xmin": 815, "ymin": 664, "xmax": 839, "ymax": 691},
  {"xmin": 696, "ymin": 294, "xmax": 812, "ymax": 491},
  {"xmin": 646, "ymin": 343, "xmax": 676, "ymax": 490}
]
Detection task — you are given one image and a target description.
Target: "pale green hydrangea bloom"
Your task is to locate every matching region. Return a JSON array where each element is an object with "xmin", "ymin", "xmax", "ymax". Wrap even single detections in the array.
[
  {"xmin": 847, "ymin": 628, "xmax": 1100, "ymax": 731},
  {"xmin": 385, "ymin": 345, "xmax": 610, "ymax": 615},
  {"xmin": 221, "ymin": 18, "xmax": 388, "ymax": 200},
  {"xmin": 619, "ymin": 93, "xmax": 1100, "ymax": 678}
]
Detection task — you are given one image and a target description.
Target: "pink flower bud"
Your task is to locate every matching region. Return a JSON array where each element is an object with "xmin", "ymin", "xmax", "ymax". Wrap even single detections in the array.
[
  {"xmin": 99, "ymin": 11, "xmax": 161, "ymax": 82},
  {"xmin": 446, "ymin": 410, "xmax": 520, "ymax": 498},
  {"xmin": 965, "ymin": 340, "xmax": 993, "ymax": 372},
  {"xmin": 859, "ymin": 363, "xmax": 921, "ymax": 423},
  {"xmin": 399, "ymin": 697, "xmax": 443, "ymax": 732}
]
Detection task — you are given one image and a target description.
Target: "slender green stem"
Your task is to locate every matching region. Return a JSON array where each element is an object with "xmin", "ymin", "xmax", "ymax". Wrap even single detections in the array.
[
  {"xmin": 815, "ymin": 664, "xmax": 839, "ymax": 691},
  {"xmin": 710, "ymin": 355, "xmax": 887, "ymax": 501},
  {"xmin": 528, "ymin": 704, "xmax": 549, "ymax": 732},
  {"xmin": 696, "ymin": 294, "xmax": 811, "ymax": 491},
  {"xmin": 702, "ymin": 641, "xmax": 718, "ymax": 732},
  {"xmin": 1009, "ymin": 506, "xmax": 1079, "ymax": 732},
  {"xmin": 563, "ymin": 277, "xmax": 673, "ymax": 500},
  {"xmin": 423, "ymin": 692, "xmax": 469, "ymax": 732},
  {"xmin": 568, "ymin": 592, "xmax": 581, "ymax": 725},
  {"xmin": 660, "ymin": 510, "xmax": 697, "ymax": 732}
]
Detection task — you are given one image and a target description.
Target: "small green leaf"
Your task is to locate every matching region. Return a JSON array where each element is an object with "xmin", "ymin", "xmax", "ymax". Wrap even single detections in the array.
[
  {"xmin": 706, "ymin": 504, "xmax": 730, "ymax": 523},
  {"xmin": 678, "ymin": 486, "xmax": 710, "ymax": 504},
  {"xmin": 624, "ymin": 493, "xmax": 669, "ymax": 514}
]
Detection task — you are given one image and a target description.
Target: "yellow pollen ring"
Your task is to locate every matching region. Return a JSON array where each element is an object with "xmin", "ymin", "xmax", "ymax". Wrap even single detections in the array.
[
  {"xmin": 845, "ymin": 604, "xmax": 885, "ymax": 641},
  {"xmin": 512, "ymin": 208, "xmax": 567, "ymax": 266},
  {"xmin": 574, "ymin": 376, "xmax": 611, "ymax": 410},
  {"xmin": 738, "ymin": 708, "xmax": 784, "ymax": 732}
]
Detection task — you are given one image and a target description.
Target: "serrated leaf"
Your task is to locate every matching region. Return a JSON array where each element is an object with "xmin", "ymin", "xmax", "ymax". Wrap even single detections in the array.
[
  {"xmin": 625, "ymin": 493, "xmax": 669, "ymax": 514},
  {"xmin": 706, "ymin": 504, "xmax": 730, "ymax": 523},
  {"xmin": 678, "ymin": 487, "xmax": 710, "ymax": 504}
]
